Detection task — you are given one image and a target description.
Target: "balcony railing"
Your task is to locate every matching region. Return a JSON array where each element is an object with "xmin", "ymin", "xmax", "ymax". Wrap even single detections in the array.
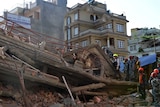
[{"xmin": 79, "ymin": 28, "xmax": 113, "ymax": 36}]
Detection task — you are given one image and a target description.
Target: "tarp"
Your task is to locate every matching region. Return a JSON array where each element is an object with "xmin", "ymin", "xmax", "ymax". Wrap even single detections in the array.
[{"xmin": 139, "ymin": 54, "xmax": 156, "ymax": 67}]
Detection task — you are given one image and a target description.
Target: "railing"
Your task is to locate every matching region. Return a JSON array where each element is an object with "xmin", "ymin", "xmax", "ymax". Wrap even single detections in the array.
[{"xmin": 79, "ymin": 28, "xmax": 113, "ymax": 36}]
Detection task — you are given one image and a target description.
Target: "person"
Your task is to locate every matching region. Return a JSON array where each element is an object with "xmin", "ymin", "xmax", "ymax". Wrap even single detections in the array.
[
  {"xmin": 128, "ymin": 56, "xmax": 136, "ymax": 81},
  {"xmin": 149, "ymin": 69, "xmax": 160, "ymax": 84},
  {"xmin": 123, "ymin": 58, "xmax": 129, "ymax": 81},
  {"xmin": 137, "ymin": 67, "xmax": 146, "ymax": 99},
  {"xmin": 135, "ymin": 56, "xmax": 141, "ymax": 81},
  {"xmin": 112, "ymin": 54, "xmax": 122, "ymax": 79},
  {"xmin": 150, "ymin": 71, "xmax": 160, "ymax": 107}
]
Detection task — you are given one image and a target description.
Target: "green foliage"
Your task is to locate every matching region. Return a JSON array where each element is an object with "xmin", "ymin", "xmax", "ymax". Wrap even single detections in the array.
[{"xmin": 138, "ymin": 47, "xmax": 144, "ymax": 53}]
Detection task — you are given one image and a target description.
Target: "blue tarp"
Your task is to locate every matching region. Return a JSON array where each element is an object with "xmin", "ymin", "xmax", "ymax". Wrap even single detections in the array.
[{"xmin": 139, "ymin": 54, "xmax": 156, "ymax": 67}]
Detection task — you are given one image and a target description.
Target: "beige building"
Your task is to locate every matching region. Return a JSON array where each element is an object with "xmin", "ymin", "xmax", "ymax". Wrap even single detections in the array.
[{"xmin": 64, "ymin": 1, "xmax": 129, "ymax": 60}]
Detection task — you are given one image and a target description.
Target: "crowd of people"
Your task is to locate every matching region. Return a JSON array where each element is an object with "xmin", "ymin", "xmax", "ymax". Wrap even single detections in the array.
[
  {"xmin": 112, "ymin": 54, "xmax": 140, "ymax": 81},
  {"xmin": 112, "ymin": 54, "xmax": 160, "ymax": 106}
]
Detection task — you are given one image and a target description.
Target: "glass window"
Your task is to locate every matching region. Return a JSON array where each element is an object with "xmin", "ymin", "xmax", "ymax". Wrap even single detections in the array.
[
  {"xmin": 106, "ymin": 23, "xmax": 112, "ymax": 29},
  {"xmin": 116, "ymin": 24, "xmax": 124, "ymax": 32},
  {"xmin": 82, "ymin": 40, "xmax": 88, "ymax": 47},
  {"xmin": 118, "ymin": 40, "xmax": 124, "ymax": 48},
  {"xmin": 133, "ymin": 45, "xmax": 137, "ymax": 51},
  {"xmin": 67, "ymin": 28, "xmax": 71, "ymax": 40},
  {"xmin": 74, "ymin": 12, "xmax": 78, "ymax": 20},
  {"xmin": 130, "ymin": 46, "xmax": 133, "ymax": 51},
  {"xmin": 67, "ymin": 17, "xmax": 71, "ymax": 25},
  {"xmin": 74, "ymin": 27, "xmax": 78, "ymax": 36},
  {"xmin": 130, "ymin": 45, "xmax": 137, "ymax": 51}
]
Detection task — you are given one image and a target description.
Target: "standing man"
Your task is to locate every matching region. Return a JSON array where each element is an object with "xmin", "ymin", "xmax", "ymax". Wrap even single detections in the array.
[
  {"xmin": 138, "ymin": 67, "xmax": 146, "ymax": 99},
  {"xmin": 128, "ymin": 56, "xmax": 136, "ymax": 81},
  {"xmin": 112, "ymin": 54, "xmax": 122, "ymax": 80},
  {"xmin": 124, "ymin": 58, "xmax": 129, "ymax": 81}
]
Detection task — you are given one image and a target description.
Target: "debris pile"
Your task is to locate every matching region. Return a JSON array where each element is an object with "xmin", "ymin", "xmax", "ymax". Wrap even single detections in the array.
[{"xmin": 0, "ymin": 16, "xmax": 142, "ymax": 107}]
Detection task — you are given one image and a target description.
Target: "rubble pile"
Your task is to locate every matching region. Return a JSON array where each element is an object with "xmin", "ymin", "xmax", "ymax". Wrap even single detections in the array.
[
  {"xmin": 0, "ymin": 81, "xmax": 64, "ymax": 107},
  {"xmin": 0, "ymin": 17, "xmax": 144, "ymax": 107}
]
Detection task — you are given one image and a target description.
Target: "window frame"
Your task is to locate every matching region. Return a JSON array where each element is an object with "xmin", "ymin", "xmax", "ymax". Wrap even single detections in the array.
[
  {"xmin": 117, "ymin": 40, "xmax": 125, "ymax": 48},
  {"xmin": 74, "ymin": 12, "xmax": 78, "ymax": 21},
  {"xmin": 116, "ymin": 24, "xmax": 124, "ymax": 32},
  {"xmin": 74, "ymin": 27, "xmax": 78, "ymax": 36}
]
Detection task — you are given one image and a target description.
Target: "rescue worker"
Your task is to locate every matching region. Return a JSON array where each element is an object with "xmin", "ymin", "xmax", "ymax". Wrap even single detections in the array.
[
  {"xmin": 149, "ymin": 69, "xmax": 160, "ymax": 85},
  {"xmin": 135, "ymin": 56, "xmax": 141, "ymax": 82},
  {"xmin": 138, "ymin": 67, "xmax": 146, "ymax": 99},
  {"xmin": 124, "ymin": 58, "xmax": 129, "ymax": 81},
  {"xmin": 128, "ymin": 56, "xmax": 135, "ymax": 81},
  {"xmin": 112, "ymin": 54, "xmax": 122, "ymax": 79},
  {"xmin": 150, "ymin": 71, "xmax": 160, "ymax": 107}
]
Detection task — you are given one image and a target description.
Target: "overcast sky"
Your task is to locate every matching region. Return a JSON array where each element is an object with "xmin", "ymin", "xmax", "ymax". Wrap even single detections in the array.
[{"xmin": 0, "ymin": 0, "xmax": 160, "ymax": 35}]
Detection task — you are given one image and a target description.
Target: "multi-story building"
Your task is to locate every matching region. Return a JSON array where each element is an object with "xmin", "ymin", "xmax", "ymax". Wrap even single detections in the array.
[
  {"xmin": 4, "ymin": 0, "xmax": 67, "ymax": 41},
  {"xmin": 128, "ymin": 28, "xmax": 160, "ymax": 58},
  {"xmin": 64, "ymin": 0, "xmax": 129, "ymax": 60}
]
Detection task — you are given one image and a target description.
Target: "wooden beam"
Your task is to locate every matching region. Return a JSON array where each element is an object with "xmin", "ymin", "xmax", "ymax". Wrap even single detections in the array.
[{"xmin": 71, "ymin": 83, "xmax": 106, "ymax": 92}]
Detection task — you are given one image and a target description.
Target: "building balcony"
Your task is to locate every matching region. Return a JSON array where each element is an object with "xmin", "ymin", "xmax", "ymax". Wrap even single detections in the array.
[
  {"xmin": 79, "ymin": 28, "xmax": 113, "ymax": 36},
  {"xmin": 64, "ymin": 18, "xmax": 110, "ymax": 29}
]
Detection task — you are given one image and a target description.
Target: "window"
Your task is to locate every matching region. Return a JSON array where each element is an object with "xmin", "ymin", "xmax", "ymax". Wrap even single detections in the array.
[
  {"xmin": 74, "ymin": 27, "xmax": 78, "ymax": 36},
  {"xmin": 117, "ymin": 40, "xmax": 124, "ymax": 48},
  {"xmin": 90, "ymin": 15, "xmax": 94, "ymax": 21},
  {"xmin": 106, "ymin": 23, "xmax": 112, "ymax": 29},
  {"xmin": 95, "ymin": 40, "xmax": 101, "ymax": 46},
  {"xmin": 134, "ymin": 45, "xmax": 137, "ymax": 51},
  {"xmin": 82, "ymin": 40, "xmax": 88, "ymax": 47},
  {"xmin": 116, "ymin": 24, "xmax": 124, "ymax": 32},
  {"xmin": 130, "ymin": 45, "xmax": 137, "ymax": 51},
  {"xmin": 67, "ymin": 17, "xmax": 71, "ymax": 25},
  {"xmin": 67, "ymin": 28, "xmax": 71, "ymax": 40},
  {"xmin": 90, "ymin": 14, "xmax": 98, "ymax": 21},
  {"xmin": 130, "ymin": 46, "xmax": 133, "ymax": 51},
  {"xmin": 74, "ymin": 12, "xmax": 78, "ymax": 20},
  {"xmin": 109, "ymin": 38, "xmax": 114, "ymax": 46}
]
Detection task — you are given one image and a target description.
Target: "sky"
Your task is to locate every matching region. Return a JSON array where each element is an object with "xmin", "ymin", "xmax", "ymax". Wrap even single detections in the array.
[{"xmin": 0, "ymin": 0, "xmax": 160, "ymax": 35}]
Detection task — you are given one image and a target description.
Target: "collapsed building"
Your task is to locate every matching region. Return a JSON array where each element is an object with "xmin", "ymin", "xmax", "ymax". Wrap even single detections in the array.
[{"xmin": 0, "ymin": 16, "xmax": 138, "ymax": 107}]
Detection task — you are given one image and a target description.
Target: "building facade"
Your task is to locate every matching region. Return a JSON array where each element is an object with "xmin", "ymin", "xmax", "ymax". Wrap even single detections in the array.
[
  {"xmin": 128, "ymin": 28, "xmax": 160, "ymax": 58},
  {"xmin": 5, "ymin": 0, "xmax": 67, "ymax": 41},
  {"xmin": 64, "ymin": 0, "xmax": 129, "ymax": 60}
]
